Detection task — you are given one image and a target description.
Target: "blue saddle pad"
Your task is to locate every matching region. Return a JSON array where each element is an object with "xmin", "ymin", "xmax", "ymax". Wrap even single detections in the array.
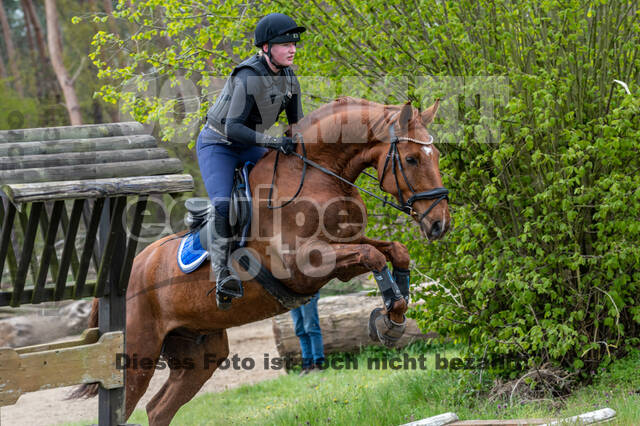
[
  {"xmin": 177, "ymin": 161, "xmax": 254, "ymax": 274},
  {"xmin": 177, "ymin": 231, "xmax": 209, "ymax": 274}
]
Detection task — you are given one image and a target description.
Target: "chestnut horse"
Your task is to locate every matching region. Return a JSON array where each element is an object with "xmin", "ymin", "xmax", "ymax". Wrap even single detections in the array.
[{"xmin": 73, "ymin": 97, "xmax": 450, "ymax": 425}]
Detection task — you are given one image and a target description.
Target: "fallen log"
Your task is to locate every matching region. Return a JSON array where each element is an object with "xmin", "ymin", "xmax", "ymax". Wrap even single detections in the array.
[{"xmin": 272, "ymin": 292, "xmax": 437, "ymax": 359}]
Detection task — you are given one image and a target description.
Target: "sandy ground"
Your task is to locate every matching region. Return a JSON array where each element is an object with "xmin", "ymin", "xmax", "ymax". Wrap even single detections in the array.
[{"xmin": 1, "ymin": 318, "xmax": 284, "ymax": 426}]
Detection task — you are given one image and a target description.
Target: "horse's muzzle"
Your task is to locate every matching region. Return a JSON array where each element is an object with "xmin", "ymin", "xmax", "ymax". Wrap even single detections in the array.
[{"xmin": 420, "ymin": 215, "xmax": 450, "ymax": 241}]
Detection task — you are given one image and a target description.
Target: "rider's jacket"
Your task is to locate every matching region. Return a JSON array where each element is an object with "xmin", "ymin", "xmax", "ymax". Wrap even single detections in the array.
[{"xmin": 206, "ymin": 54, "xmax": 303, "ymax": 145}]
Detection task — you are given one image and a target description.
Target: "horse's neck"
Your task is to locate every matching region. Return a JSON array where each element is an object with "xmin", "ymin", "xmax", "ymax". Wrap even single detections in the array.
[{"xmin": 298, "ymin": 104, "xmax": 390, "ymax": 183}]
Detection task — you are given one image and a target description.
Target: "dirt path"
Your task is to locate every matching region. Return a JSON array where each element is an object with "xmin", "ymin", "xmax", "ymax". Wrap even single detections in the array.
[{"xmin": 1, "ymin": 318, "xmax": 285, "ymax": 426}]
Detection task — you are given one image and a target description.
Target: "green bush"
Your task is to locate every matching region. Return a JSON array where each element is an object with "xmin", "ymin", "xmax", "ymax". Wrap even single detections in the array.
[{"xmin": 275, "ymin": 0, "xmax": 640, "ymax": 375}]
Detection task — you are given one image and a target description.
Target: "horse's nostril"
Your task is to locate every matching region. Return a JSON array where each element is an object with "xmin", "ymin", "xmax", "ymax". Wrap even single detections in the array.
[{"xmin": 430, "ymin": 220, "xmax": 442, "ymax": 237}]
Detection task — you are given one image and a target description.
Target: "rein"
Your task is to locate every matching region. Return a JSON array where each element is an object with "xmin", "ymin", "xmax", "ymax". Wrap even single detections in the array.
[
  {"xmin": 267, "ymin": 125, "xmax": 449, "ymax": 221},
  {"xmin": 267, "ymin": 140, "xmax": 308, "ymax": 209}
]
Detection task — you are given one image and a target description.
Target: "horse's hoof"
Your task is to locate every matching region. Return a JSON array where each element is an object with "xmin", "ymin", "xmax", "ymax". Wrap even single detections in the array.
[
  {"xmin": 368, "ymin": 308, "xmax": 383, "ymax": 342},
  {"xmin": 375, "ymin": 312, "xmax": 406, "ymax": 348}
]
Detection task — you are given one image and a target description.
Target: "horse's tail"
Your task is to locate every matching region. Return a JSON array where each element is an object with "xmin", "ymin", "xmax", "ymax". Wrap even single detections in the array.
[{"xmin": 66, "ymin": 298, "xmax": 100, "ymax": 400}]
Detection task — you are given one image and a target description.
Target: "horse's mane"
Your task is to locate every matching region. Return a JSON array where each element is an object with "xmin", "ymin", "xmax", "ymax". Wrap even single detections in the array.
[{"xmin": 292, "ymin": 96, "xmax": 403, "ymax": 130}]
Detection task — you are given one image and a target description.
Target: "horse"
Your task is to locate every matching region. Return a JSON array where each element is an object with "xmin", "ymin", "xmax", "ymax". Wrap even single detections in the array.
[{"xmin": 71, "ymin": 96, "xmax": 451, "ymax": 425}]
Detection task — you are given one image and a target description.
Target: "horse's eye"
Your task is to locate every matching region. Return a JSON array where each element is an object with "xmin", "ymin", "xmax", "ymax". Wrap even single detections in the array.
[{"xmin": 406, "ymin": 156, "xmax": 418, "ymax": 165}]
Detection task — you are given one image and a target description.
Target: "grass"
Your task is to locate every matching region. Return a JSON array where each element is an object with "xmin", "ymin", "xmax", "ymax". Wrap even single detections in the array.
[{"xmin": 67, "ymin": 344, "xmax": 640, "ymax": 425}]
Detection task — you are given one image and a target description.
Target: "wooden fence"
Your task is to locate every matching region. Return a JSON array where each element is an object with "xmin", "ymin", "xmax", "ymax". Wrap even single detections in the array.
[{"xmin": 0, "ymin": 122, "xmax": 193, "ymax": 424}]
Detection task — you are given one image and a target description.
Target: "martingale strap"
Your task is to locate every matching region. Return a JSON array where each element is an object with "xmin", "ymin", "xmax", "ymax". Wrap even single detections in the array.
[{"xmin": 233, "ymin": 249, "xmax": 313, "ymax": 309}]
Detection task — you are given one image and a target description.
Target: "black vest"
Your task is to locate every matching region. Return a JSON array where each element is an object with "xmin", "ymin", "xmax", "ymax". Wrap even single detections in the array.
[{"xmin": 206, "ymin": 55, "xmax": 298, "ymax": 136}]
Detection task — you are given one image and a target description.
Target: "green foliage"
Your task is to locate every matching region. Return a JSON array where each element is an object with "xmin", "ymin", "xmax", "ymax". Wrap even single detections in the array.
[
  {"xmin": 340, "ymin": 1, "xmax": 638, "ymax": 376},
  {"xmin": 87, "ymin": 0, "xmax": 265, "ymax": 144},
  {"xmin": 281, "ymin": 0, "xmax": 639, "ymax": 375},
  {"xmin": 410, "ymin": 2, "xmax": 640, "ymax": 376},
  {"xmin": 86, "ymin": 0, "xmax": 640, "ymax": 377},
  {"xmin": 0, "ymin": 83, "xmax": 39, "ymax": 129}
]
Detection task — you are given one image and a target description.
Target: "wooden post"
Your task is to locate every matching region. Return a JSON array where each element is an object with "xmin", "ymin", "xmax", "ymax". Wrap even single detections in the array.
[
  {"xmin": 0, "ymin": 121, "xmax": 145, "ymax": 142},
  {"xmin": 0, "ymin": 329, "xmax": 123, "ymax": 407},
  {"xmin": 118, "ymin": 196, "xmax": 147, "ymax": 294},
  {"xmin": 401, "ymin": 412, "xmax": 459, "ymax": 426},
  {"xmin": 98, "ymin": 196, "xmax": 127, "ymax": 425},
  {"xmin": 0, "ymin": 200, "xmax": 17, "ymax": 287},
  {"xmin": 32, "ymin": 200, "xmax": 64, "ymax": 303}
]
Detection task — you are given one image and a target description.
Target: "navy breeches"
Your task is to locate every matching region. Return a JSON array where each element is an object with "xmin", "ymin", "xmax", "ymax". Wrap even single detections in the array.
[{"xmin": 196, "ymin": 126, "xmax": 267, "ymax": 217}]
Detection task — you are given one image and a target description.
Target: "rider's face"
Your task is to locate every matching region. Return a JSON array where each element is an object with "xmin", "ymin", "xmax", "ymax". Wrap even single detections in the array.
[{"xmin": 266, "ymin": 42, "xmax": 297, "ymax": 67}]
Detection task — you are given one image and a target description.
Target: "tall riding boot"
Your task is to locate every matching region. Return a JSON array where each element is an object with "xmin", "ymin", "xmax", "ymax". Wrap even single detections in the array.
[{"xmin": 199, "ymin": 209, "xmax": 243, "ymax": 310}]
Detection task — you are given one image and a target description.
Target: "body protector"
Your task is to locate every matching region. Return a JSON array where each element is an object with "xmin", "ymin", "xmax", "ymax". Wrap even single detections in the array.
[{"xmin": 206, "ymin": 55, "xmax": 300, "ymax": 144}]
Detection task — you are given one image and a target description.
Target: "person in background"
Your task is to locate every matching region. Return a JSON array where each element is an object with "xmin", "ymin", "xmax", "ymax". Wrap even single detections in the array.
[{"xmin": 290, "ymin": 292, "xmax": 325, "ymax": 375}]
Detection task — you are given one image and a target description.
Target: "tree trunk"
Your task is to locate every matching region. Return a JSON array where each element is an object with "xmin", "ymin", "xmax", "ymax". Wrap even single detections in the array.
[
  {"xmin": 272, "ymin": 293, "xmax": 438, "ymax": 361},
  {"xmin": 22, "ymin": 2, "xmax": 39, "ymax": 97},
  {"xmin": 44, "ymin": 0, "xmax": 83, "ymax": 125},
  {"xmin": 24, "ymin": 7, "xmax": 35, "ymax": 53},
  {"xmin": 102, "ymin": 0, "xmax": 113, "ymax": 14},
  {"xmin": 102, "ymin": 0, "xmax": 119, "ymax": 36},
  {"xmin": 22, "ymin": 0, "xmax": 59, "ymax": 100},
  {"xmin": 0, "ymin": 0, "xmax": 23, "ymax": 95},
  {"xmin": 0, "ymin": 46, "xmax": 7, "ymax": 81},
  {"xmin": 21, "ymin": 0, "xmax": 48, "ymax": 64}
]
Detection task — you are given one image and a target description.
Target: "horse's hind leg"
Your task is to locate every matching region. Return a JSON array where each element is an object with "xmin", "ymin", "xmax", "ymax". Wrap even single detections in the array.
[
  {"xmin": 124, "ymin": 322, "xmax": 164, "ymax": 420},
  {"xmin": 146, "ymin": 330, "xmax": 230, "ymax": 426}
]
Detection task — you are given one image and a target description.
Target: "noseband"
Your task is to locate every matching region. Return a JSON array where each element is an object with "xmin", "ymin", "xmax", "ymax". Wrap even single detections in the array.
[{"xmin": 377, "ymin": 124, "xmax": 449, "ymax": 222}]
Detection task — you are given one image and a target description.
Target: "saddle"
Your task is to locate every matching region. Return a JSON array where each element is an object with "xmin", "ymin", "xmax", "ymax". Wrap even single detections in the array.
[
  {"xmin": 177, "ymin": 162, "xmax": 253, "ymax": 274},
  {"xmin": 176, "ymin": 162, "xmax": 313, "ymax": 309}
]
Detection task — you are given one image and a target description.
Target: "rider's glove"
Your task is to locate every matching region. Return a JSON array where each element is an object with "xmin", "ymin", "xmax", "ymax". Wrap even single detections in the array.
[{"xmin": 259, "ymin": 135, "xmax": 296, "ymax": 155}]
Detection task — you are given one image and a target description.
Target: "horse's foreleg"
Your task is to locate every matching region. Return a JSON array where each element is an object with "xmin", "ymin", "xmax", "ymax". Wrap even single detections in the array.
[
  {"xmin": 357, "ymin": 237, "xmax": 411, "ymax": 305},
  {"xmin": 357, "ymin": 237, "xmax": 410, "ymax": 270},
  {"xmin": 326, "ymin": 243, "xmax": 408, "ymax": 347},
  {"xmin": 146, "ymin": 330, "xmax": 229, "ymax": 426},
  {"xmin": 327, "ymin": 243, "xmax": 407, "ymax": 321}
]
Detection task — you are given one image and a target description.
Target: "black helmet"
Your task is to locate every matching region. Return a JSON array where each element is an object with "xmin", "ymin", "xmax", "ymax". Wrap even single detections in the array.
[{"xmin": 254, "ymin": 13, "xmax": 306, "ymax": 47}]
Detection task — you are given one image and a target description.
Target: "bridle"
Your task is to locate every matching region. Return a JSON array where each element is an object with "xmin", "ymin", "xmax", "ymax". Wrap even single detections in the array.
[
  {"xmin": 267, "ymin": 124, "xmax": 449, "ymax": 224},
  {"xmin": 375, "ymin": 124, "xmax": 449, "ymax": 222}
]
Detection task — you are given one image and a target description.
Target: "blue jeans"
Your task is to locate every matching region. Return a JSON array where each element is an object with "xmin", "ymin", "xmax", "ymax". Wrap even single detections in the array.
[
  {"xmin": 196, "ymin": 126, "xmax": 267, "ymax": 217},
  {"xmin": 290, "ymin": 293, "xmax": 324, "ymax": 368}
]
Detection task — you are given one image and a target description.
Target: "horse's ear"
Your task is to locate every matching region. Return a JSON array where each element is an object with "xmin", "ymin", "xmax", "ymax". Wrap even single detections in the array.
[
  {"xmin": 397, "ymin": 101, "xmax": 413, "ymax": 130},
  {"xmin": 421, "ymin": 99, "xmax": 440, "ymax": 126}
]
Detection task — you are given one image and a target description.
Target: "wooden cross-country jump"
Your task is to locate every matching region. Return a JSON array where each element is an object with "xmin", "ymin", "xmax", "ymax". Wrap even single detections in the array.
[{"xmin": 0, "ymin": 122, "xmax": 193, "ymax": 425}]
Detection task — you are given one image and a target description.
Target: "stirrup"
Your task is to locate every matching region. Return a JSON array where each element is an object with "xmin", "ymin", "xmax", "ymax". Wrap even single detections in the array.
[
  {"xmin": 210, "ymin": 271, "xmax": 243, "ymax": 310},
  {"xmin": 217, "ymin": 274, "xmax": 244, "ymax": 298}
]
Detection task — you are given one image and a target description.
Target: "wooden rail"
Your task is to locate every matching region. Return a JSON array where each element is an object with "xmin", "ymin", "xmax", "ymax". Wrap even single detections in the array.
[{"xmin": 0, "ymin": 328, "xmax": 123, "ymax": 407}]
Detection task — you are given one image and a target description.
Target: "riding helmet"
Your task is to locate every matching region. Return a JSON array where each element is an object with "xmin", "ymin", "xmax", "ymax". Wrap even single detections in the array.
[{"xmin": 254, "ymin": 13, "xmax": 306, "ymax": 47}]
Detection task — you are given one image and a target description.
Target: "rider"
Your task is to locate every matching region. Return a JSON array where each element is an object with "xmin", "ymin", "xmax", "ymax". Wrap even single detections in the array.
[{"xmin": 194, "ymin": 13, "xmax": 305, "ymax": 309}]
